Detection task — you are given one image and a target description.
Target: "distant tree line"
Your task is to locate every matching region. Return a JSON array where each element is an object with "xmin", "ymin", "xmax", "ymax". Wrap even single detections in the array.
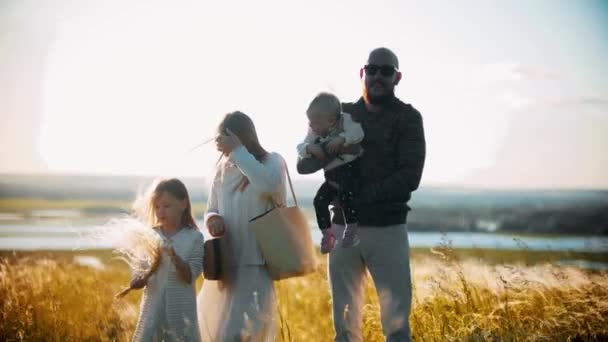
[{"xmin": 407, "ymin": 204, "xmax": 608, "ymax": 235}]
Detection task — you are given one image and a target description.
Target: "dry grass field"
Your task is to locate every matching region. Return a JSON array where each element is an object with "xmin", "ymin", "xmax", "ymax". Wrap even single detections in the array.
[{"xmin": 1, "ymin": 246, "xmax": 607, "ymax": 341}]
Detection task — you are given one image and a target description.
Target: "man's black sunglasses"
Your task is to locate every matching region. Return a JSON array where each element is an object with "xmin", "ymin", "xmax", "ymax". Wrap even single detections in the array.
[{"xmin": 363, "ymin": 64, "xmax": 398, "ymax": 77}]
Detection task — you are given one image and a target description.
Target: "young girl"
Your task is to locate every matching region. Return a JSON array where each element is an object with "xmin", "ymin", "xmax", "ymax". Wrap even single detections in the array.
[{"xmin": 128, "ymin": 178, "xmax": 204, "ymax": 342}]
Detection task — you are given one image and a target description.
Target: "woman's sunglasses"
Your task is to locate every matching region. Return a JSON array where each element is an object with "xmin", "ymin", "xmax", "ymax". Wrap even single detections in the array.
[{"xmin": 363, "ymin": 64, "xmax": 398, "ymax": 77}]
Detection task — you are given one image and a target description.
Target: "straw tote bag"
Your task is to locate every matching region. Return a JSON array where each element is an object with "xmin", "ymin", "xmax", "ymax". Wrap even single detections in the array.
[{"xmin": 249, "ymin": 162, "xmax": 317, "ymax": 280}]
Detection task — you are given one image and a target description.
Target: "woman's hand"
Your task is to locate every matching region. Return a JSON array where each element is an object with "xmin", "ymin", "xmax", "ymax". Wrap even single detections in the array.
[
  {"xmin": 207, "ymin": 215, "xmax": 226, "ymax": 237},
  {"xmin": 215, "ymin": 128, "xmax": 242, "ymax": 155}
]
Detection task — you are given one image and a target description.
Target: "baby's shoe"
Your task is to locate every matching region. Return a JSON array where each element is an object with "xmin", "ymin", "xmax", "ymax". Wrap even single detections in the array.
[
  {"xmin": 341, "ymin": 225, "xmax": 360, "ymax": 248},
  {"xmin": 320, "ymin": 229, "xmax": 337, "ymax": 254}
]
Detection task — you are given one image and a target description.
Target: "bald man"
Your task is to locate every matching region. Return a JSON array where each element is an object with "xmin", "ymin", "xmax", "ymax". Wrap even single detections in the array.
[{"xmin": 327, "ymin": 47, "xmax": 426, "ymax": 341}]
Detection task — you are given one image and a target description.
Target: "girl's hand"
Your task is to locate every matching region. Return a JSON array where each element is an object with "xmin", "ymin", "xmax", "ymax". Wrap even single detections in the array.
[
  {"xmin": 326, "ymin": 137, "xmax": 345, "ymax": 154},
  {"xmin": 130, "ymin": 276, "xmax": 147, "ymax": 289},
  {"xmin": 162, "ymin": 245, "xmax": 177, "ymax": 258},
  {"xmin": 215, "ymin": 128, "xmax": 242, "ymax": 155},
  {"xmin": 207, "ymin": 215, "xmax": 226, "ymax": 237}
]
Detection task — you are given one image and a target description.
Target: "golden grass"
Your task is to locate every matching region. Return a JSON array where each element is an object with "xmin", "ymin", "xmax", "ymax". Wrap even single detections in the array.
[{"xmin": 1, "ymin": 249, "xmax": 607, "ymax": 341}]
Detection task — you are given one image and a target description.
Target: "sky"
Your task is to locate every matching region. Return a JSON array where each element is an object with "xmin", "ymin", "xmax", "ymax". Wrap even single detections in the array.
[{"xmin": 1, "ymin": 0, "xmax": 607, "ymax": 189}]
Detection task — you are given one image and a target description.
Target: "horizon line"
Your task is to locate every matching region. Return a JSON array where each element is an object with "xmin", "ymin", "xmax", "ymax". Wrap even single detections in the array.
[{"xmin": 1, "ymin": 171, "xmax": 607, "ymax": 193}]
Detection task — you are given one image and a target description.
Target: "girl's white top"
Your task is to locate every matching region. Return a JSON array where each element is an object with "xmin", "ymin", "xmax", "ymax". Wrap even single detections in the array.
[{"xmin": 132, "ymin": 227, "xmax": 204, "ymax": 342}]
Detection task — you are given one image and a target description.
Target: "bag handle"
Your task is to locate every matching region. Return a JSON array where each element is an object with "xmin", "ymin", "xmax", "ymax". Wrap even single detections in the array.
[
  {"xmin": 270, "ymin": 158, "xmax": 298, "ymax": 208},
  {"xmin": 284, "ymin": 160, "xmax": 298, "ymax": 207}
]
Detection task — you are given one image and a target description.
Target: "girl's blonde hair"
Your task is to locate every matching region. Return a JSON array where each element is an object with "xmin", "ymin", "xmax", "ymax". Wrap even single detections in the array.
[
  {"xmin": 216, "ymin": 111, "xmax": 268, "ymax": 191},
  {"xmin": 135, "ymin": 178, "xmax": 198, "ymax": 229}
]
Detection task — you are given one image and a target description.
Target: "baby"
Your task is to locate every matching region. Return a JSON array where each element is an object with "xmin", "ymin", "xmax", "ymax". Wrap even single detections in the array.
[{"xmin": 297, "ymin": 92, "xmax": 364, "ymax": 253}]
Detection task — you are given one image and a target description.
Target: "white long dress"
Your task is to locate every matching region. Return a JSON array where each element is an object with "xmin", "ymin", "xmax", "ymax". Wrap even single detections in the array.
[
  {"xmin": 197, "ymin": 146, "xmax": 286, "ymax": 342},
  {"xmin": 132, "ymin": 227, "xmax": 205, "ymax": 342}
]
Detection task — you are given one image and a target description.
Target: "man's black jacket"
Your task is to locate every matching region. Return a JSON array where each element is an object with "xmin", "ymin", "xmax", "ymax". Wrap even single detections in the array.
[{"xmin": 330, "ymin": 97, "xmax": 426, "ymax": 227}]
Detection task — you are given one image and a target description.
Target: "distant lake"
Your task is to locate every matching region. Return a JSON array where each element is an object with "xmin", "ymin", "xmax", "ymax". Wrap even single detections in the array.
[{"xmin": 0, "ymin": 217, "xmax": 607, "ymax": 253}]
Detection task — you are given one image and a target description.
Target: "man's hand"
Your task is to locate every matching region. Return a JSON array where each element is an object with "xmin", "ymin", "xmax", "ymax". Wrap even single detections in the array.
[
  {"xmin": 207, "ymin": 215, "xmax": 226, "ymax": 237},
  {"xmin": 325, "ymin": 137, "xmax": 346, "ymax": 154},
  {"xmin": 337, "ymin": 144, "xmax": 360, "ymax": 155},
  {"xmin": 307, "ymin": 144, "xmax": 326, "ymax": 161}
]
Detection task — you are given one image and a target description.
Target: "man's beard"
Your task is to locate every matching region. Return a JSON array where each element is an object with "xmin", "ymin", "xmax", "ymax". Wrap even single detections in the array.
[{"xmin": 363, "ymin": 86, "xmax": 395, "ymax": 106}]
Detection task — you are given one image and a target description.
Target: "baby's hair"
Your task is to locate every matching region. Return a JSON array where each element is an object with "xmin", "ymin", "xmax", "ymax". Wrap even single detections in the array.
[{"xmin": 307, "ymin": 92, "xmax": 341, "ymax": 120}]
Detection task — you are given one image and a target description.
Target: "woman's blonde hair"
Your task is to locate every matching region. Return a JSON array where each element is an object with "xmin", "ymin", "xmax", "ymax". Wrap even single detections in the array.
[{"xmin": 216, "ymin": 111, "xmax": 268, "ymax": 191}]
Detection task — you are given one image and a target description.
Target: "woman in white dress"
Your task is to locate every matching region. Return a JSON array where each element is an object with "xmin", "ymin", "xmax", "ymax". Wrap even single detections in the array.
[
  {"xmin": 131, "ymin": 178, "xmax": 204, "ymax": 342},
  {"xmin": 197, "ymin": 111, "xmax": 286, "ymax": 341}
]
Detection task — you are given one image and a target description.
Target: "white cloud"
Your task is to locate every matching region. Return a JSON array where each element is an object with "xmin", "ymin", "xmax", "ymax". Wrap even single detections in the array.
[
  {"xmin": 462, "ymin": 100, "xmax": 608, "ymax": 189},
  {"xmin": 496, "ymin": 91, "xmax": 536, "ymax": 110},
  {"xmin": 470, "ymin": 62, "xmax": 563, "ymax": 87},
  {"xmin": 511, "ymin": 65, "xmax": 562, "ymax": 81}
]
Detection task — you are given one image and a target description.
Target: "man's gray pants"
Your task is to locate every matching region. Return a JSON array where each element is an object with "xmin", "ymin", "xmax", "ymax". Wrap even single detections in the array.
[{"xmin": 329, "ymin": 224, "xmax": 412, "ymax": 342}]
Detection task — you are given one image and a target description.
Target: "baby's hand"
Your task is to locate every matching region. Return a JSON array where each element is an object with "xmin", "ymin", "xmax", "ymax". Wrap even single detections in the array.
[
  {"xmin": 326, "ymin": 137, "xmax": 346, "ymax": 154},
  {"xmin": 307, "ymin": 144, "xmax": 326, "ymax": 161}
]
